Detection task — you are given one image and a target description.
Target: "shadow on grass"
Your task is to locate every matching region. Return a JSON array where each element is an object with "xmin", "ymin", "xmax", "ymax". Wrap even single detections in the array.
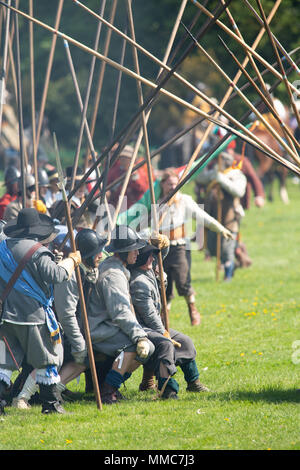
[{"xmin": 206, "ymin": 387, "xmax": 300, "ymax": 404}]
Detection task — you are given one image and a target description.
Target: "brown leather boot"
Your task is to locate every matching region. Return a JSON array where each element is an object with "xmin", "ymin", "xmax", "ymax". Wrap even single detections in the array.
[
  {"xmin": 188, "ymin": 303, "xmax": 201, "ymax": 326},
  {"xmin": 186, "ymin": 379, "xmax": 209, "ymax": 392},
  {"xmin": 101, "ymin": 382, "xmax": 119, "ymax": 405},
  {"xmin": 139, "ymin": 367, "xmax": 156, "ymax": 391}
]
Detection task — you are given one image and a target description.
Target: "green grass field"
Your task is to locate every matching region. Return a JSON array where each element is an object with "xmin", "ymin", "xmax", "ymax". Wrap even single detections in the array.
[{"xmin": 0, "ymin": 177, "xmax": 299, "ymax": 451}]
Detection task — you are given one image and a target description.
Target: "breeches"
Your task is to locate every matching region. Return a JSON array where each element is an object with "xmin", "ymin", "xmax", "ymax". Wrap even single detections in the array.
[
  {"xmin": 163, "ymin": 245, "xmax": 194, "ymax": 301},
  {"xmin": 144, "ymin": 328, "xmax": 196, "ymax": 377},
  {"xmin": 0, "ymin": 321, "xmax": 63, "ymax": 372}
]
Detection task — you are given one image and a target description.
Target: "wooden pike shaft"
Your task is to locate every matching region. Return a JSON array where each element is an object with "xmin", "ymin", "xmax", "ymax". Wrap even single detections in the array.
[
  {"xmin": 126, "ymin": 0, "xmax": 174, "ymax": 331},
  {"xmin": 243, "ymin": 0, "xmax": 300, "ymax": 75},
  {"xmin": 3, "ymin": 0, "xmax": 285, "ymax": 170},
  {"xmin": 255, "ymin": 0, "xmax": 300, "ymax": 131},
  {"xmin": 89, "ymin": 0, "xmax": 117, "ymax": 141},
  {"xmin": 14, "ymin": 10, "xmax": 26, "ymax": 208},
  {"xmin": 109, "ymin": 0, "xmax": 188, "ymax": 235},
  {"xmin": 221, "ymin": 0, "xmax": 274, "ymax": 106},
  {"xmin": 189, "ymin": 0, "xmax": 300, "ymax": 98},
  {"xmin": 220, "ymin": 0, "xmax": 299, "ymax": 162},
  {"xmin": 220, "ymin": 36, "xmax": 300, "ymax": 154},
  {"xmin": 216, "ymin": 154, "xmax": 222, "ymax": 282},
  {"xmin": 0, "ymin": 0, "xmax": 11, "ymax": 137},
  {"xmin": 184, "ymin": 26, "xmax": 300, "ymax": 166},
  {"xmin": 69, "ymin": 0, "xmax": 106, "ymax": 192},
  {"xmin": 63, "ymin": 40, "xmax": 112, "ymax": 229},
  {"xmin": 163, "ymin": 0, "xmax": 281, "ymax": 219},
  {"xmin": 7, "ymin": 0, "xmax": 297, "ymax": 210},
  {"xmin": 29, "ymin": 0, "xmax": 38, "ymax": 199},
  {"xmin": 53, "ymin": 134, "xmax": 102, "ymax": 411},
  {"xmin": 219, "ymin": 0, "xmax": 299, "ymax": 157},
  {"xmin": 35, "ymin": 0, "xmax": 64, "ymax": 157}
]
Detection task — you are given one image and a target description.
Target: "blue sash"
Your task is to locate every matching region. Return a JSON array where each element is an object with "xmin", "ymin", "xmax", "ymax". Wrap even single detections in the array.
[{"xmin": 0, "ymin": 240, "xmax": 61, "ymax": 344}]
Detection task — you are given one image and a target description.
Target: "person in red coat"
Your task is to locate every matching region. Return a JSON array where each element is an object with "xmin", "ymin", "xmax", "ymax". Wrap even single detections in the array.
[
  {"xmin": 107, "ymin": 145, "xmax": 153, "ymax": 211},
  {"xmin": 0, "ymin": 166, "xmax": 20, "ymax": 220}
]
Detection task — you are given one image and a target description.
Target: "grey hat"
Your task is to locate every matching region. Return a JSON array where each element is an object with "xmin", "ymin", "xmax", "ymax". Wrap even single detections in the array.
[{"xmin": 120, "ymin": 145, "xmax": 134, "ymax": 159}]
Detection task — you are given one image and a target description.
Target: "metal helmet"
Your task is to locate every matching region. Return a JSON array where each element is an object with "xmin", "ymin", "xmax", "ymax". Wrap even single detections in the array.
[
  {"xmin": 75, "ymin": 229, "xmax": 107, "ymax": 260},
  {"xmin": 17, "ymin": 174, "xmax": 35, "ymax": 192},
  {"xmin": 4, "ymin": 166, "xmax": 20, "ymax": 184},
  {"xmin": 38, "ymin": 168, "xmax": 50, "ymax": 187},
  {"xmin": 105, "ymin": 225, "xmax": 146, "ymax": 253},
  {"xmin": 50, "ymin": 225, "xmax": 77, "ymax": 255}
]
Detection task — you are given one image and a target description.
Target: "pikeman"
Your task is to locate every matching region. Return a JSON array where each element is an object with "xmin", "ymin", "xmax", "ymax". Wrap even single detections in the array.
[
  {"xmin": 159, "ymin": 168, "xmax": 233, "ymax": 325},
  {"xmin": 86, "ymin": 224, "xmax": 155, "ymax": 404},
  {"xmin": 130, "ymin": 238, "xmax": 209, "ymax": 399},
  {"xmin": 0, "ymin": 208, "xmax": 81, "ymax": 415},
  {"xmin": 53, "ymin": 228, "xmax": 108, "ymax": 400},
  {"xmin": 197, "ymin": 152, "xmax": 247, "ymax": 281}
]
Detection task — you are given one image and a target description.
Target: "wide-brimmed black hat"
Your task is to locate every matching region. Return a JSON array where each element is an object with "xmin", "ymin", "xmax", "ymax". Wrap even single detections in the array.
[
  {"xmin": 105, "ymin": 225, "xmax": 146, "ymax": 253},
  {"xmin": 131, "ymin": 242, "xmax": 160, "ymax": 268},
  {"xmin": 4, "ymin": 208, "xmax": 58, "ymax": 241}
]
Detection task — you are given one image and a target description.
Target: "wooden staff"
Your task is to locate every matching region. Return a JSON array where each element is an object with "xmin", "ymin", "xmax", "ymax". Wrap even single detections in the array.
[
  {"xmin": 106, "ymin": 41, "xmax": 300, "ymax": 199},
  {"xmin": 92, "ymin": 0, "xmax": 189, "ymax": 234},
  {"xmin": 83, "ymin": 0, "xmax": 107, "ymax": 173},
  {"xmin": 63, "ymin": 39, "xmax": 112, "ymax": 229},
  {"xmin": 74, "ymin": 96, "xmax": 300, "ymax": 235},
  {"xmin": 189, "ymin": 0, "xmax": 300, "ymax": 99},
  {"xmin": 181, "ymin": 23, "xmax": 300, "ymax": 166},
  {"xmin": 8, "ymin": 0, "xmax": 292, "ymax": 215},
  {"xmin": 216, "ymin": 152, "xmax": 222, "ymax": 282},
  {"xmin": 53, "ymin": 132, "xmax": 102, "ymax": 412},
  {"xmin": 159, "ymin": 0, "xmax": 281, "ymax": 228},
  {"xmin": 221, "ymin": 0, "xmax": 274, "ymax": 107},
  {"xmin": 3, "ymin": 0, "xmax": 281, "ymax": 170},
  {"xmin": 219, "ymin": 0, "xmax": 299, "ymax": 159},
  {"xmin": 88, "ymin": 0, "xmax": 117, "ymax": 143},
  {"xmin": 99, "ymin": 24, "xmax": 127, "ymax": 212},
  {"xmin": 14, "ymin": 9, "xmax": 26, "ymax": 208},
  {"xmin": 0, "ymin": 0, "xmax": 11, "ymax": 138},
  {"xmin": 70, "ymin": 0, "xmax": 106, "ymax": 192},
  {"xmin": 126, "ymin": 0, "xmax": 176, "ymax": 331},
  {"xmin": 219, "ymin": 36, "xmax": 300, "ymax": 153},
  {"xmin": 29, "ymin": 0, "xmax": 38, "ymax": 199},
  {"xmin": 255, "ymin": 0, "xmax": 300, "ymax": 130},
  {"xmin": 243, "ymin": 0, "xmax": 300, "ymax": 75},
  {"xmin": 35, "ymin": 0, "xmax": 64, "ymax": 158}
]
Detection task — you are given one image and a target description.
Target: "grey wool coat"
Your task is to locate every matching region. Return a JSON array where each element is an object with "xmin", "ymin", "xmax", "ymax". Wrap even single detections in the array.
[
  {"xmin": 130, "ymin": 268, "xmax": 165, "ymax": 335},
  {"xmin": 54, "ymin": 271, "xmax": 86, "ymax": 354},
  {"xmin": 87, "ymin": 256, "xmax": 148, "ymax": 354}
]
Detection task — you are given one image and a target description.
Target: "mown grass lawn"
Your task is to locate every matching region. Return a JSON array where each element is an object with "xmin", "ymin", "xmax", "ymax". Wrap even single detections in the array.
[{"xmin": 0, "ymin": 178, "xmax": 299, "ymax": 451}]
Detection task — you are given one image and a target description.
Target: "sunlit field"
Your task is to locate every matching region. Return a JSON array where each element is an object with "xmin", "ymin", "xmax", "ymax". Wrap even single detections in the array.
[{"xmin": 0, "ymin": 177, "xmax": 299, "ymax": 451}]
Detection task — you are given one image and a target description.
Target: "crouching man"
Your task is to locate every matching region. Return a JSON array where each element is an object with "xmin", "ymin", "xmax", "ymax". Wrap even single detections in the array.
[
  {"xmin": 130, "ymin": 236, "xmax": 209, "ymax": 399},
  {"xmin": 87, "ymin": 225, "xmax": 155, "ymax": 404}
]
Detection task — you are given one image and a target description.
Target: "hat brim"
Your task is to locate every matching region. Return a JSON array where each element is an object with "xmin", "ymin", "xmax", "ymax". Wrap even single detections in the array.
[
  {"xmin": 4, "ymin": 212, "xmax": 57, "ymax": 240},
  {"xmin": 105, "ymin": 238, "xmax": 147, "ymax": 253},
  {"xmin": 131, "ymin": 244, "xmax": 160, "ymax": 269}
]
